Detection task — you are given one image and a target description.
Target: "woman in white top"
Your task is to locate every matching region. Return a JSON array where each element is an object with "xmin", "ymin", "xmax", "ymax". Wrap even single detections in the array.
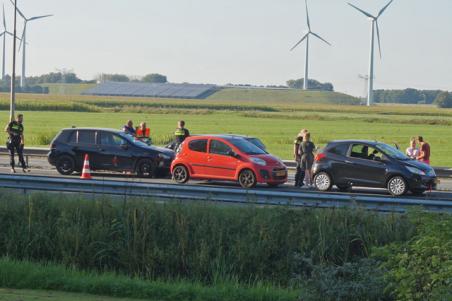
[{"xmin": 406, "ymin": 137, "xmax": 419, "ymax": 159}]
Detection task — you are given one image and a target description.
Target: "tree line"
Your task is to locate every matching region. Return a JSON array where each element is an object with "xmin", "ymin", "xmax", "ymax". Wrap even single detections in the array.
[{"xmin": 374, "ymin": 88, "xmax": 452, "ymax": 108}]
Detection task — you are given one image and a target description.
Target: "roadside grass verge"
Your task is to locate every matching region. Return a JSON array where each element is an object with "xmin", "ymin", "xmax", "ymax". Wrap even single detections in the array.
[{"xmin": 0, "ymin": 258, "xmax": 299, "ymax": 301}]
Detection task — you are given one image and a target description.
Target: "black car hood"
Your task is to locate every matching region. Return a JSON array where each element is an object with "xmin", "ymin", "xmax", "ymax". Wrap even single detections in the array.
[
  {"xmin": 141, "ymin": 145, "xmax": 175, "ymax": 157},
  {"xmin": 403, "ymin": 160, "xmax": 432, "ymax": 172}
]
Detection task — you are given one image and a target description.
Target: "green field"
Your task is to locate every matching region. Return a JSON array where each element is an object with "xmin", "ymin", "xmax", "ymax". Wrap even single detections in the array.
[
  {"xmin": 0, "ymin": 289, "xmax": 147, "ymax": 301},
  {"xmin": 0, "ymin": 90, "xmax": 451, "ymax": 166}
]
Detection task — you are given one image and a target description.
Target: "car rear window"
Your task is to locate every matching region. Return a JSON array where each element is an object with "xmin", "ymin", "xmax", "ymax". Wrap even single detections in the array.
[
  {"xmin": 188, "ymin": 139, "xmax": 207, "ymax": 153},
  {"xmin": 328, "ymin": 144, "xmax": 349, "ymax": 156}
]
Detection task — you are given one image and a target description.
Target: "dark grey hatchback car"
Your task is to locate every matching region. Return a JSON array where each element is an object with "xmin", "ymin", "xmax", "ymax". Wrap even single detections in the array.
[
  {"xmin": 312, "ymin": 140, "xmax": 438, "ymax": 196},
  {"xmin": 48, "ymin": 128, "xmax": 175, "ymax": 177}
]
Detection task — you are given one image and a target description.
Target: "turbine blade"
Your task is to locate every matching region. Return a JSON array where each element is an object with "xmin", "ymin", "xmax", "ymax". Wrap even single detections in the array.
[
  {"xmin": 311, "ymin": 32, "xmax": 331, "ymax": 46},
  {"xmin": 347, "ymin": 2, "xmax": 375, "ymax": 19},
  {"xmin": 375, "ymin": 21, "xmax": 382, "ymax": 59},
  {"xmin": 290, "ymin": 33, "xmax": 309, "ymax": 51},
  {"xmin": 18, "ymin": 25, "xmax": 26, "ymax": 51},
  {"xmin": 6, "ymin": 31, "xmax": 21, "ymax": 40},
  {"xmin": 9, "ymin": 0, "xmax": 26, "ymax": 20},
  {"xmin": 305, "ymin": 0, "xmax": 311, "ymax": 30},
  {"xmin": 378, "ymin": 0, "xmax": 394, "ymax": 18},
  {"xmin": 28, "ymin": 14, "xmax": 53, "ymax": 21},
  {"xmin": 0, "ymin": 32, "xmax": 5, "ymax": 37},
  {"xmin": 3, "ymin": 4, "xmax": 6, "ymax": 29}
]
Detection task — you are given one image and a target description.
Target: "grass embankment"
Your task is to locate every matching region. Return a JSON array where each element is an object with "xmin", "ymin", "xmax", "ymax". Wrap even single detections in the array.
[
  {"xmin": 0, "ymin": 92, "xmax": 451, "ymax": 165},
  {"xmin": 0, "ymin": 190, "xmax": 451, "ymax": 300},
  {"xmin": 0, "ymin": 260, "xmax": 297, "ymax": 301}
]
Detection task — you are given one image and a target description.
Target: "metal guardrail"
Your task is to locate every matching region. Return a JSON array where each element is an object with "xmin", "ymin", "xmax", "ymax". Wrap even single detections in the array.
[
  {"xmin": 1, "ymin": 174, "xmax": 451, "ymax": 213},
  {"xmin": 1, "ymin": 147, "xmax": 451, "ymax": 178}
]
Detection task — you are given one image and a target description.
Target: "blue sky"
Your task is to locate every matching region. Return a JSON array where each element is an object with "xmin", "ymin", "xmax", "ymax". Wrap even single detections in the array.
[{"xmin": 5, "ymin": 0, "xmax": 452, "ymax": 96}]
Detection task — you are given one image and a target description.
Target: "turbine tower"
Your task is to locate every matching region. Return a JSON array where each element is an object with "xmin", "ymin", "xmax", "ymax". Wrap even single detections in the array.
[
  {"xmin": 348, "ymin": 0, "xmax": 394, "ymax": 106},
  {"xmin": 1, "ymin": 4, "xmax": 19, "ymax": 80},
  {"xmin": 290, "ymin": 0, "xmax": 331, "ymax": 90},
  {"xmin": 10, "ymin": 0, "xmax": 52, "ymax": 87}
]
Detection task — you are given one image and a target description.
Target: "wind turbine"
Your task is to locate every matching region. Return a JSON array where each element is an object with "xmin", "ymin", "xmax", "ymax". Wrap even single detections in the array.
[
  {"xmin": 348, "ymin": 0, "xmax": 394, "ymax": 106},
  {"xmin": 290, "ymin": 0, "xmax": 331, "ymax": 90},
  {"xmin": 10, "ymin": 0, "xmax": 52, "ymax": 87},
  {"xmin": 1, "ymin": 4, "xmax": 19, "ymax": 80}
]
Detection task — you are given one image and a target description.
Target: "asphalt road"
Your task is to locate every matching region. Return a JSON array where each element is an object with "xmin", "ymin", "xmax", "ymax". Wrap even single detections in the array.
[{"xmin": 1, "ymin": 156, "xmax": 451, "ymax": 201}]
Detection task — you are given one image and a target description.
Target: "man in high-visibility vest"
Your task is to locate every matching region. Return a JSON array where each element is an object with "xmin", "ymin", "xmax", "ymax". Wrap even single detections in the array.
[
  {"xmin": 136, "ymin": 122, "xmax": 151, "ymax": 145},
  {"xmin": 174, "ymin": 120, "xmax": 190, "ymax": 148},
  {"xmin": 4, "ymin": 114, "xmax": 29, "ymax": 173}
]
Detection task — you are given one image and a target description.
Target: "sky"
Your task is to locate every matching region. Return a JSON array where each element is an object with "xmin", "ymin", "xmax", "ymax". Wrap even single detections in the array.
[{"xmin": 4, "ymin": 0, "xmax": 452, "ymax": 96}]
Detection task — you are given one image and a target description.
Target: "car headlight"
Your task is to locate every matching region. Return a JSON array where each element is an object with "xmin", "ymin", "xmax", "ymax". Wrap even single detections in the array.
[
  {"xmin": 250, "ymin": 157, "xmax": 266, "ymax": 166},
  {"xmin": 406, "ymin": 166, "xmax": 426, "ymax": 176},
  {"xmin": 158, "ymin": 153, "xmax": 171, "ymax": 160}
]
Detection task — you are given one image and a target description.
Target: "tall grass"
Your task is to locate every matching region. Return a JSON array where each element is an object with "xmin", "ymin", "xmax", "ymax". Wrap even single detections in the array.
[
  {"xmin": 0, "ymin": 258, "xmax": 299, "ymax": 301},
  {"xmin": 0, "ymin": 190, "xmax": 415, "ymax": 286}
]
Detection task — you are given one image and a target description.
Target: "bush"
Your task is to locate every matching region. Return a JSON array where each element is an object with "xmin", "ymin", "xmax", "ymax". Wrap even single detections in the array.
[
  {"xmin": 434, "ymin": 91, "xmax": 452, "ymax": 108},
  {"xmin": 375, "ymin": 213, "xmax": 452, "ymax": 301}
]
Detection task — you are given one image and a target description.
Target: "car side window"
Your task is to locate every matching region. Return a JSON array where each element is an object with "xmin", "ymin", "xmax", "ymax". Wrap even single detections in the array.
[
  {"xmin": 329, "ymin": 144, "xmax": 349, "ymax": 156},
  {"xmin": 101, "ymin": 132, "xmax": 127, "ymax": 146},
  {"xmin": 78, "ymin": 131, "xmax": 96, "ymax": 144},
  {"xmin": 210, "ymin": 140, "xmax": 232, "ymax": 156},
  {"xmin": 67, "ymin": 131, "xmax": 77, "ymax": 144},
  {"xmin": 188, "ymin": 139, "xmax": 208, "ymax": 153},
  {"xmin": 350, "ymin": 144, "xmax": 383, "ymax": 161}
]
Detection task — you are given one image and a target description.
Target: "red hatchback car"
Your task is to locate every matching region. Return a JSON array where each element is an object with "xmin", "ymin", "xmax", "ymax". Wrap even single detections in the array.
[{"xmin": 171, "ymin": 135, "xmax": 288, "ymax": 188}]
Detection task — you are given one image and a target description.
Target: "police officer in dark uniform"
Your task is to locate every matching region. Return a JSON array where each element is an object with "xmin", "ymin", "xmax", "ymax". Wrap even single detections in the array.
[
  {"xmin": 174, "ymin": 120, "xmax": 190, "ymax": 149},
  {"xmin": 5, "ymin": 114, "xmax": 28, "ymax": 173}
]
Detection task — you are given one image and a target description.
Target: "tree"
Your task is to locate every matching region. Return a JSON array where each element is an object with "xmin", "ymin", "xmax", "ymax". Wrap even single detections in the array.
[
  {"xmin": 434, "ymin": 91, "xmax": 452, "ymax": 108},
  {"xmin": 286, "ymin": 78, "xmax": 334, "ymax": 91},
  {"xmin": 100, "ymin": 74, "xmax": 130, "ymax": 82},
  {"xmin": 142, "ymin": 73, "xmax": 167, "ymax": 83}
]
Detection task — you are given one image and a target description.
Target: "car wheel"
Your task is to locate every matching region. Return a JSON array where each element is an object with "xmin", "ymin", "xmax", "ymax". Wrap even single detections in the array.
[
  {"xmin": 314, "ymin": 172, "xmax": 332, "ymax": 191},
  {"xmin": 337, "ymin": 184, "xmax": 352, "ymax": 192},
  {"xmin": 172, "ymin": 165, "xmax": 189, "ymax": 184},
  {"xmin": 411, "ymin": 189, "xmax": 426, "ymax": 196},
  {"xmin": 56, "ymin": 155, "xmax": 75, "ymax": 175},
  {"xmin": 136, "ymin": 160, "xmax": 156, "ymax": 178},
  {"xmin": 387, "ymin": 176, "xmax": 408, "ymax": 196},
  {"xmin": 238, "ymin": 169, "xmax": 257, "ymax": 189}
]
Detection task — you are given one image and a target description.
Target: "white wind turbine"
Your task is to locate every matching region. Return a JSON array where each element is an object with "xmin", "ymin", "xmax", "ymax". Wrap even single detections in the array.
[
  {"xmin": 1, "ymin": 4, "xmax": 19, "ymax": 80},
  {"xmin": 10, "ymin": 0, "xmax": 52, "ymax": 87},
  {"xmin": 348, "ymin": 0, "xmax": 394, "ymax": 106},
  {"xmin": 290, "ymin": 0, "xmax": 331, "ymax": 90}
]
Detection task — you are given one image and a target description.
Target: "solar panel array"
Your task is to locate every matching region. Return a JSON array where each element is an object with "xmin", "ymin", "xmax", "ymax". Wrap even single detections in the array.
[{"xmin": 82, "ymin": 82, "xmax": 218, "ymax": 99}]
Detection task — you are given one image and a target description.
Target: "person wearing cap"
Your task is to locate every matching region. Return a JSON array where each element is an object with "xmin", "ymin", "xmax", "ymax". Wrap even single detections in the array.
[{"xmin": 294, "ymin": 129, "xmax": 308, "ymax": 187}]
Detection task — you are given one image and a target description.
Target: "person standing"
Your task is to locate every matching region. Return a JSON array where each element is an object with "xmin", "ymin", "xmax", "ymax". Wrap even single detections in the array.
[
  {"xmin": 294, "ymin": 129, "xmax": 307, "ymax": 187},
  {"xmin": 174, "ymin": 120, "xmax": 190, "ymax": 148},
  {"xmin": 4, "ymin": 114, "xmax": 28, "ymax": 173},
  {"xmin": 123, "ymin": 120, "xmax": 136, "ymax": 137},
  {"xmin": 416, "ymin": 136, "xmax": 431, "ymax": 165},
  {"xmin": 405, "ymin": 137, "xmax": 419, "ymax": 160},
  {"xmin": 299, "ymin": 131, "xmax": 315, "ymax": 187}
]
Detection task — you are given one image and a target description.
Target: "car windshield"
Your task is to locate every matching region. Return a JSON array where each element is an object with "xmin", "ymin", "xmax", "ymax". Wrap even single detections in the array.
[
  {"xmin": 227, "ymin": 138, "xmax": 267, "ymax": 155},
  {"xmin": 119, "ymin": 132, "xmax": 149, "ymax": 148},
  {"xmin": 247, "ymin": 138, "xmax": 267, "ymax": 151},
  {"xmin": 377, "ymin": 143, "xmax": 410, "ymax": 160}
]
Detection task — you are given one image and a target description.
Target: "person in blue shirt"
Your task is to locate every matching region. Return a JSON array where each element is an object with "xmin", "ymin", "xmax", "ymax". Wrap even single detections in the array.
[{"xmin": 122, "ymin": 120, "xmax": 136, "ymax": 137}]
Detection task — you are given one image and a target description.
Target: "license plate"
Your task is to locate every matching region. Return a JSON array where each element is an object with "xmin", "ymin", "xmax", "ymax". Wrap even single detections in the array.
[{"xmin": 276, "ymin": 171, "xmax": 286, "ymax": 177}]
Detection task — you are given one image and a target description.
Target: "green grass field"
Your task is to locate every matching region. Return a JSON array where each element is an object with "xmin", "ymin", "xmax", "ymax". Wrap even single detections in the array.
[
  {"xmin": 0, "ymin": 90, "xmax": 450, "ymax": 166},
  {"xmin": 0, "ymin": 289, "xmax": 147, "ymax": 301}
]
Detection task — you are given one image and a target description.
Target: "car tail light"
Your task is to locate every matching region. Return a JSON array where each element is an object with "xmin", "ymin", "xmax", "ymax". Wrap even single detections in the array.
[{"xmin": 315, "ymin": 153, "xmax": 326, "ymax": 162}]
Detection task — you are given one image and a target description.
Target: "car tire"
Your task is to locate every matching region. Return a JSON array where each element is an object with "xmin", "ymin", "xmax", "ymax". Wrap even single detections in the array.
[
  {"xmin": 238, "ymin": 169, "xmax": 257, "ymax": 189},
  {"xmin": 172, "ymin": 165, "xmax": 189, "ymax": 184},
  {"xmin": 136, "ymin": 159, "xmax": 156, "ymax": 178},
  {"xmin": 56, "ymin": 155, "xmax": 75, "ymax": 175},
  {"xmin": 314, "ymin": 172, "xmax": 333, "ymax": 192},
  {"xmin": 387, "ymin": 176, "xmax": 408, "ymax": 196},
  {"xmin": 411, "ymin": 189, "xmax": 426, "ymax": 196},
  {"xmin": 337, "ymin": 184, "xmax": 352, "ymax": 192}
]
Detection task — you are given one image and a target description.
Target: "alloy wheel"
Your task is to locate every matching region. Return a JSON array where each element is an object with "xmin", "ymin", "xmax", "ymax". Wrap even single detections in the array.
[
  {"xmin": 239, "ymin": 169, "xmax": 257, "ymax": 188},
  {"xmin": 314, "ymin": 172, "xmax": 332, "ymax": 191},
  {"xmin": 388, "ymin": 176, "xmax": 407, "ymax": 196}
]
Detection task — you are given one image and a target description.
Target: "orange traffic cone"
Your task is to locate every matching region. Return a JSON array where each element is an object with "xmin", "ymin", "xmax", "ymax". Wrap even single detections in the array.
[{"xmin": 80, "ymin": 154, "xmax": 92, "ymax": 180}]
